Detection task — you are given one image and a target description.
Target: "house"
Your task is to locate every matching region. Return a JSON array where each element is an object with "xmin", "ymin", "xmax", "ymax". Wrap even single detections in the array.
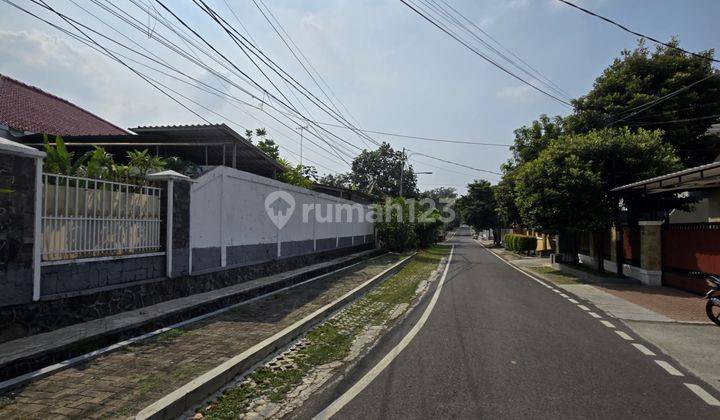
[{"xmin": 0, "ymin": 73, "xmax": 127, "ymax": 138}]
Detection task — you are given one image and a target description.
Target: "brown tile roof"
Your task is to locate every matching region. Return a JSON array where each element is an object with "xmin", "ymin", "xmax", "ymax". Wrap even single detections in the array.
[{"xmin": 0, "ymin": 73, "xmax": 127, "ymax": 136}]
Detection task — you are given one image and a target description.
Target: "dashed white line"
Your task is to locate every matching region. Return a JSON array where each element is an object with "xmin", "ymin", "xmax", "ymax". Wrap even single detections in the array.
[
  {"xmin": 559, "ymin": 293, "xmax": 569, "ymax": 298},
  {"xmin": 568, "ymin": 298, "xmax": 578, "ymax": 304},
  {"xmin": 614, "ymin": 330, "xmax": 633, "ymax": 341},
  {"xmin": 577, "ymin": 305, "xmax": 590, "ymax": 311},
  {"xmin": 655, "ymin": 360, "xmax": 684, "ymax": 377},
  {"xmin": 553, "ymin": 289, "xmax": 562, "ymax": 294},
  {"xmin": 588, "ymin": 312, "xmax": 602, "ymax": 319},
  {"xmin": 600, "ymin": 320, "xmax": 615, "ymax": 328},
  {"xmin": 684, "ymin": 383, "xmax": 720, "ymax": 406},
  {"xmin": 632, "ymin": 343, "xmax": 656, "ymax": 356}
]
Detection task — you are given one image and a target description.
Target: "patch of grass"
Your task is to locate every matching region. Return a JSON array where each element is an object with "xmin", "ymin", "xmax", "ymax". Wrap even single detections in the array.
[
  {"xmin": 0, "ymin": 395, "xmax": 13, "ymax": 410},
  {"xmin": 202, "ymin": 246, "xmax": 449, "ymax": 419},
  {"xmin": 528, "ymin": 266, "xmax": 582, "ymax": 285}
]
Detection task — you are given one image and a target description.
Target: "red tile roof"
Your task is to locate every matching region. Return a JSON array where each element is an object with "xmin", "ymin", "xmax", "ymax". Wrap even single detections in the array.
[{"xmin": 0, "ymin": 73, "xmax": 127, "ymax": 136}]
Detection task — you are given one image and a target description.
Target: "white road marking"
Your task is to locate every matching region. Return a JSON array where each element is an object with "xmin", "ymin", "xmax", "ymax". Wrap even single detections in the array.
[
  {"xmin": 600, "ymin": 320, "xmax": 615, "ymax": 328},
  {"xmin": 577, "ymin": 305, "xmax": 590, "ymax": 311},
  {"xmin": 588, "ymin": 312, "xmax": 602, "ymax": 319},
  {"xmin": 478, "ymin": 243, "xmax": 554, "ymax": 289},
  {"xmin": 559, "ymin": 293, "xmax": 569, "ymax": 298},
  {"xmin": 632, "ymin": 343, "xmax": 656, "ymax": 356},
  {"xmin": 684, "ymin": 383, "xmax": 720, "ymax": 406},
  {"xmin": 568, "ymin": 298, "xmax": 578, "ymax": 304},
  {"xmin": 614, "ymin": 330, "xmax": 633, "ymax": 341},
  {"xmin": 553, "ymin": 289, "xmax": 562, "ymax": 293},
  {"xmin": 313, "ymin": 246, "xmax": 455, "ymax": 419},
  {"xmin": 655, "ymin": 360, "xmax": 684, "ymax": 376}
]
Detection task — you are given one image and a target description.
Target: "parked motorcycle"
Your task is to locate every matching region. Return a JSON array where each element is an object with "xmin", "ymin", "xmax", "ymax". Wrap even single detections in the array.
[{"xmin": 705, "ymin": 275, "xmax": 720, "ymax": 326}]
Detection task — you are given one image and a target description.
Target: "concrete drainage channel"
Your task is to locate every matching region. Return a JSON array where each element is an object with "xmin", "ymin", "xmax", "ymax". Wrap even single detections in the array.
[
  {"xmin": 0, "ymin": 250, "xmax": 381, "ymax": 391},
  {"xmin": 136, "ymin": 253, "xmax": 416, "ymax": 420}
]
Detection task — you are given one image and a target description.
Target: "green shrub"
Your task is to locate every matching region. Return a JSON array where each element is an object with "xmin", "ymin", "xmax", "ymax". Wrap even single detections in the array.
[{"xmin": 503, "ymin": 234, "xmax": 537, "ymax": 254}]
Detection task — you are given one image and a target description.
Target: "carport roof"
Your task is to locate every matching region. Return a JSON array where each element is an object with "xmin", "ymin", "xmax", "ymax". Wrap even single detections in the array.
[{"xmin": 611, "ymin": 161, "xmax": 720, "ymax": 195}]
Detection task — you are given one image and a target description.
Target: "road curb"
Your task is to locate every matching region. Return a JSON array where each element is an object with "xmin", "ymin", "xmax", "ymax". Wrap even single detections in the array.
[{"xmin": 136, "ymin": 252, "xmax": 417, "ymax": 420}]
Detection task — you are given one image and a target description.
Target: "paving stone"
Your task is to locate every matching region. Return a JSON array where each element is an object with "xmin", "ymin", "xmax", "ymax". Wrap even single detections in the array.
[{"xmin": 0, "ymin": 254, "xmax": 401, "ymax": 419}]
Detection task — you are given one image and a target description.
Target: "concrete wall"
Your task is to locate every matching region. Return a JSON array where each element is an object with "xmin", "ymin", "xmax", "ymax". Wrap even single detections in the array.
[{"xmin": 190, "ymin": 166, "xmax": 374, "ymax": 273}]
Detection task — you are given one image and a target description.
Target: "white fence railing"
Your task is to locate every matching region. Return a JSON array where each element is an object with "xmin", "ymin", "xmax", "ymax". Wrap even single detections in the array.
[{"xmin": 42, "ymin": 173, "xmax": 162, "ymax": 261}]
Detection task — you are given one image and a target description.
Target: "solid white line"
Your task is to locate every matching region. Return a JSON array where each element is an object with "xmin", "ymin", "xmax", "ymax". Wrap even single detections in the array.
[
  {"xmin": 600, "ymin": 320, "xmax": 616, "ymax": 328},
  {"xmin": 685, "ymin": 383, "xmax": 720, "ymax": 406},
  {"xmin": 568, "ymin": 298, "xmax": 578, "ymax": 304},
  {"xmin": 477, "ymin": 242, "xmax": 553, "ymax": 289},
  {"xmin": 313, "ymin": 246, "xmax": 455, "ymax": 420},
  {"xmin": 578, "ymin": 305, "xmax": 590, "ymax": 311},
  {"xmin": 614, "ymin": 330, "xmax": 633, "ymax": 341},
  {"xmin": 588, "ymin": 312, "xmax": 602, "ymax": 319},
  {"xmin": 0, "ymin": 253, "xmax": 380, "ymax": 393},
  {"xmin": 655, "ymin": 360, "xmax": 684, "ymax": 376},
  {"xmin": 632, "ymin": 343, "xmax": 656, "ymax": 356}
]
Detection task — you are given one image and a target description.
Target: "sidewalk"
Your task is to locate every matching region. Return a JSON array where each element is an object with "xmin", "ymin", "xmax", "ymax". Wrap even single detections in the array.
[
  {"xmin": 0, "ymin": 253, "xmax": 405, "ymax": 419},
  {"xmin": 482, "ymin": 245, "xmax": 720, "ymax": 393}
]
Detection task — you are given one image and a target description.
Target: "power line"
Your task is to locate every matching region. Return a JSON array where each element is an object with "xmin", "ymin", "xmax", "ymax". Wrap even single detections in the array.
[
  {"xmin": 410, "ymin": 152, "xmax": 502, "ymax": 175},
  {"xmin": 398, "ymin": 0, "xmax": 572, "ymax": 107},
  {"xmin": 557, "ymin": 0, "xmax": 719, "ymax": 64},
  {"xmin": 629, "ymin": 113, "xmax": 720, "ymax": 126},
  {"xmin": 313, "ymin": 121, "xmax": 512, "ymax": 146}
]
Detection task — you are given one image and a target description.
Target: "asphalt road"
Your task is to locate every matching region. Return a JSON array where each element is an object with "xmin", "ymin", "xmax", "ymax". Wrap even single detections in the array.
[{"xmin": 302, "ymin": 229, "xmax": 720, "ymax": 419}]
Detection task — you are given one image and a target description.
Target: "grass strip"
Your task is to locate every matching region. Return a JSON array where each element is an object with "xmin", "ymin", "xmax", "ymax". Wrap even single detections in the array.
[{"xmin": 201, "ymin": 246, "xmax": 449, "ymax": 419}]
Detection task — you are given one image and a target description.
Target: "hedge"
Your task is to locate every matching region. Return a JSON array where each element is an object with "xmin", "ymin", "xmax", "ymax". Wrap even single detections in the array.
[{"xmin": 503, "ymin": 234, "xmax": 537, "ymax": 254}]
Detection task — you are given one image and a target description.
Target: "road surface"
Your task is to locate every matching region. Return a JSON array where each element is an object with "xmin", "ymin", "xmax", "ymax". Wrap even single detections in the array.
[{"xmin": 300, "ymin": 228, "xmax": 720, "ymax": 419}]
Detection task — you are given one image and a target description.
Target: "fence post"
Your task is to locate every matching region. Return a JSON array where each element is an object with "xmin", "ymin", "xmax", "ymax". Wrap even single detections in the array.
[
  {"xmin": 0, "ymin": 137, "xmax": 45, "ymax": 305},
  {"xmin": 637, "ymin": 220, "xmax": 663, "ymax": 286},
  {"xmin": 149, "ymin": 170, "xmax": 192, "ymax": 279}
]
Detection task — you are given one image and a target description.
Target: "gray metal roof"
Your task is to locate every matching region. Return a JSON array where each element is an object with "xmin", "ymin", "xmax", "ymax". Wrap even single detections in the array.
[{"xmin": 611, "ymin": 161, "xmax": 720, "ymax": 194}]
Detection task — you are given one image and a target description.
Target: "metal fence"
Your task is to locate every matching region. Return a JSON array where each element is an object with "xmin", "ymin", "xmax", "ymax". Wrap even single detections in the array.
[{"xmin": 42, "ymin": 173, "xmax": 162, "ymax": 261}]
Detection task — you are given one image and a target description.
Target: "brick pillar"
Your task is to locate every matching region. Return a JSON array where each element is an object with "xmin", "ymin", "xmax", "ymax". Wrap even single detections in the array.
[
  {"xmin": 149, "ymin": 170, "xmax": 192, "ymax": 278},
  {"xmin": 0, "ymin": 138, "xmax": 45, "ymax": 306},
  {"xmin": 638, "ymin": 220, "xmax": 663, "ymax": 286}
]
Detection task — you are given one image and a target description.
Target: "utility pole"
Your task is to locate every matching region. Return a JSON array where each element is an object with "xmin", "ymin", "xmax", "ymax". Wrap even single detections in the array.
[{"xmin": 297, "ymin": 125, "xmax": 308, "ymax": 167}]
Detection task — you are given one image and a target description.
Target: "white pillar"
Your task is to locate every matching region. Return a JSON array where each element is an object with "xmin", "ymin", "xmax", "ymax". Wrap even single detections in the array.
[{"xmin": 32, "ymin": 157, "xmax": 43, "ymax": 301}]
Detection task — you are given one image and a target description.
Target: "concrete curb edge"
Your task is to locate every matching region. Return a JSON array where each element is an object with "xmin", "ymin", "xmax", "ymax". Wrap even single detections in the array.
[{"xmin": 136, "ymin": 252, "xmax": 417, "ymax": 420}]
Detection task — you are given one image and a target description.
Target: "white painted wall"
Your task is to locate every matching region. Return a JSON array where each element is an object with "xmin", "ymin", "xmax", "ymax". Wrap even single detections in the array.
[{"xmin": 190, "ymin": 166, "xmax": 374, "ymax": 262}]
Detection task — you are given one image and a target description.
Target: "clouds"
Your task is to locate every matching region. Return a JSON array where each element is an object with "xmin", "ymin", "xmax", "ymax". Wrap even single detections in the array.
[{"xmin": 0, "ymin": 29, "xmax": 200, "ymax": 127}]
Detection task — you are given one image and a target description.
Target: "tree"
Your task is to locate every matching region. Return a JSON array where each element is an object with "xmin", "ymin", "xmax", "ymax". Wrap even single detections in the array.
[
  {"xmin": 421, "ymin": 187, "xmax": 460, "ymax": 231},
  {"xmin": 350, "ymin": 143, "xmax": 417, "ymax": 197},
  {"xmin": 457, "ymin": 180, "xmax": 500, "ymax": 243},
  {"xmin": 566, "ymin": 39, "xmax": 720, "ymax": 167},
  {"xmin": 511, "ymin": 114, "xmax": 565, "ymax": 165},
  {"xmin": 514, "ymin": 128, "xmax": 682, "ymax": 234},
  {"xmin": 318, "ymin": 173, "xmax": 353, "ymax": 189},
  {"xmin": 248, "ymin": 128, "xmax": 317, "ymax": 188},
  {"xmin": 493, "ymin": 165, "xmax": 522, "ymax": 227}
]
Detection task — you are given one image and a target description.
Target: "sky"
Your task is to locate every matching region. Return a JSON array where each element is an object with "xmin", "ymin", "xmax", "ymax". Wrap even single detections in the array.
[{"xmin": 1, "ymin": 0, "xmax": 718, "ymax": 194}]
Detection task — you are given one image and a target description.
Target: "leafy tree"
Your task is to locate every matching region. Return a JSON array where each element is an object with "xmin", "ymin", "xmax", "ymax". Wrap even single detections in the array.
[
  {"xmin": 493, "ymin": 166, "xmax": 521, "ymax": 227},
  {"xmin": 256, "ymin": 138, "xmax": 280, "ymax": 161},
  {"xmin": 514, "ymin": 128, "xmax": 682, "ymax": 234},
  {"xmin": 457, "ymin": 180, "xmax": 500, "ymax": 243},
  {"xmin": 375, "ymin": 198, "xmax": 419, "ymax": 252},
  {"xmin": 318, "ymin": 173, "xmax": 353, "ymax": 189},
  {"xmin": 421, "ymin": 187, "xmax": 460, "ymax": 231},
  {"xmin": 511, "ymin": 114, "xmax": 565, "ymax": 165},
  {"xmin": 566, "ymin": 39, "xmax": 720, "ymax": 166},
  {"xmin": 350, "ymin": 143, "xmax": 417, "ymax": 197},
  {"xmin": 248, "ymin": 128, "xmax": 317, "ymax": 188}
]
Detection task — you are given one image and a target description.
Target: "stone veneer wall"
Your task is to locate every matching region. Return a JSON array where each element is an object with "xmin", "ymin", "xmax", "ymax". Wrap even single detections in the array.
[
  {"xmin": 0, "ymin": 153, "xmax": 36, "ymax": 307},
  {"xmin": 0, "ymin": 242, "xmax": 374, "ymax": 344}
]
